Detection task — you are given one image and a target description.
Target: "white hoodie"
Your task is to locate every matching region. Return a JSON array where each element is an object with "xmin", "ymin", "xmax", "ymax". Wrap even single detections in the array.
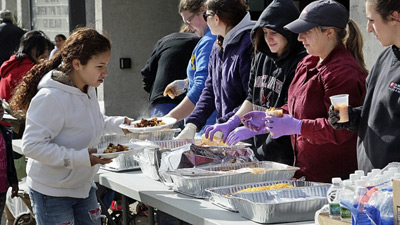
[{"xmin": 22, "ymin": 70, "xmax": 125, "ymax": 198}]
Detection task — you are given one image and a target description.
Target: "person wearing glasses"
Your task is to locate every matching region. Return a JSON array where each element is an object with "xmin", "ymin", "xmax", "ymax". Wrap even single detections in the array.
[
  {"xmin": 163, "ymin": 0, "xmax": 217, "ymax": 133},
  {"xmin": 242, "ymin": 0, "xmax": 368, "ymax": 182},
  {"xmin": 176, "ymin": 0, "xmax": 255, "ymax": 139},
  {"xmin": 203, "ymin": 0, "xmax": 307, "ymax": 165}
]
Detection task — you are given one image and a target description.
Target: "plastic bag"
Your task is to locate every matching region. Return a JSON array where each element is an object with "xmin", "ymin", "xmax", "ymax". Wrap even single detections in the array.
[{"xmin": 365, "ymin": 188, "xmax": 393, "ymax": 225}]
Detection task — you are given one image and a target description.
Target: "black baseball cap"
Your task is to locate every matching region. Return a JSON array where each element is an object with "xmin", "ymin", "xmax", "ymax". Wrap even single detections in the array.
[{"xmin": 284, "ymin": 0, "xmax": 349, "ymax": 34}]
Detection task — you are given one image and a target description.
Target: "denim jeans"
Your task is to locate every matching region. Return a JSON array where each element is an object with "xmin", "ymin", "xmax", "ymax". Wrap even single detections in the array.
[{"xmin": 29, "ymin": 187, "xmax": 102, "ymax": 225}]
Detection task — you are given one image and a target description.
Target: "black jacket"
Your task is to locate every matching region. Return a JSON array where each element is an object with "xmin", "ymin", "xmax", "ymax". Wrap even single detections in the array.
[
  {"xmin": 0, "ymin": 124, "xmax": 18, "ymax": 189},
  {"xmin": 246, "ymin": 0, "xmax": 307, "ymax": 164},
  {"xmin": 356, "ymin": 45, "xmax": 400, "ymax": 172},
  {"xmin": 0, "ymin": 21, "xmax": 25, "ymax": 67},
  {"xmin": 141, "ymin": 32, "xmax": 200, "ymax": 107}
]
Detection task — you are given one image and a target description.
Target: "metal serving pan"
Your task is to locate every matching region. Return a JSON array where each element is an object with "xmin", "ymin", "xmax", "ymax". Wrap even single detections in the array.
[
  {"xmin": 233, "ymin": 183, "xmax": 330, "ymax": 223},
  {"xmin": 206, "ymin": 180, "xmax": 329, "ymax": 212},
  {"xmin": 133, "ymin": 140, "xmax": 193, "ymax": 180},
  {"xmin": 165, "ymin": 161, "xmax": 299, "ymax": 198}
]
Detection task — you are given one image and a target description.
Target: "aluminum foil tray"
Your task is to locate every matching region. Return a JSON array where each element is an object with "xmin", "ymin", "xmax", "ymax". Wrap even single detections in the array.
[
  {"xmin": 132, "ymin": 140, "xmax": 193, "ymax": 180},
  {"xmin": 206, "ymin": 180, "xmax": 329, "ymax": 212},
  {"xmin": 233, "ymin": 184, "xmax": 329, "ymax": 223},
  {"xmin": 136, "ymin": 159, "xmax": 160, "ymax": 180},
  {"xmin": 98, "ymin": 134, "xmax": 140, "ymax": 171},
  {"xmin": 126, "ymin": 128, "xmax": 180, "ymax": 141},
  {"xmin": 165, "ymin": 161, "xmax": 299, "ymax": 198}
]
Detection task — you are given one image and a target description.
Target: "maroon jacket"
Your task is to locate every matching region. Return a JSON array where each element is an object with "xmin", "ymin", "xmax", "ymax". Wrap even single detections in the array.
[{"xmin": 282, "ymin": 43, "xmax": 367, "ymax": 182}]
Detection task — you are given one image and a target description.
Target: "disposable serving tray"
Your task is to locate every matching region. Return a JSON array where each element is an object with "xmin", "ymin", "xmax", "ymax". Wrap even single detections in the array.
[{"xmin": 165, "ymin": 161, "xmax": 299, "ymax": 198}]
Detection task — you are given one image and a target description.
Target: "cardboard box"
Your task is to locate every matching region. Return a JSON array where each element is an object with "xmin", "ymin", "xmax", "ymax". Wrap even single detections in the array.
[
  {"xmin": 318, "ymin": 212, "xmax": 350, "ymax": 225},
  {"xmin": 393, "ymin": 179, "xmax": 400, "ymax": 225}
]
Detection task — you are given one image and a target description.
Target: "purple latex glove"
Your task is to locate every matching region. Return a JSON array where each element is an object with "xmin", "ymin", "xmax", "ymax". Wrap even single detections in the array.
[
  {"xmin": 204, "ymin": 115, "xmax": 241, "ymax": 142},
  {"xmin": 226, "ymin": 126, "xmax": 265, "ymax": 146},
  {"xmin": 242, "ymin": 111, "xmax": 267, "ymax": 132},
  {"xmin": 265, "ymin": 114, "xmax": 302, "ymax": 139}
]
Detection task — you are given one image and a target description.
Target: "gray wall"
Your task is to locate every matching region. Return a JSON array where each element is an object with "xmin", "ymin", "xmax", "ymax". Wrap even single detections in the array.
[{"xmin": 95, "ymin": 0, "xmax": 181, "ymax": 118}]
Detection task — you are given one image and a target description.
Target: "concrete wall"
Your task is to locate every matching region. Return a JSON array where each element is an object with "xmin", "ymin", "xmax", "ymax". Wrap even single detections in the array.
[
  {"xmin": 350, "ymin": 0, "xmax": 384, "ymax": 71},
  {"xmin": 95, "ymin": 0, "xmax": 181, "ymax": 118}
]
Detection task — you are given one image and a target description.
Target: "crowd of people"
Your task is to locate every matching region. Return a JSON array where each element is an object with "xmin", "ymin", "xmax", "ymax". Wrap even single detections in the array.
[{"xmin": 0, "ymin": 0, "xmax": 399, "ymax": 224}]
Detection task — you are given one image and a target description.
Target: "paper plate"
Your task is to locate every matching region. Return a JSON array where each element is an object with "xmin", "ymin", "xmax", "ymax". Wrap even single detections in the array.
[
  {"xmin": 120, "ymin": 117, "xmax": 177, "ymax": 132},
  {"xmin": 93, "ymin": 143, "xmax": 144, "ymax": 159}
]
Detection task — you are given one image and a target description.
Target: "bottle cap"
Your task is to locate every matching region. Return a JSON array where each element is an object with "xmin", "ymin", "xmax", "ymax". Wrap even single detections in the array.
[
  {"xmin": 354, "ymin": 170, "xmax": 365, "ymax": 176},
  {"xmin": 349, "ymin": 174, "xmax": 360, "ymax": 181},
  {"xmin": 331, "ymin": 177, "xmax": 342, "ymax": 184}
]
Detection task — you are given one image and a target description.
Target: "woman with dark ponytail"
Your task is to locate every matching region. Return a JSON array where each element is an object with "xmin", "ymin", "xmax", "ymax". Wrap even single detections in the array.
[
  {"xmin": 10, "ymin": 27, "xmax": 132, "ymax": 224},
  {"xmin": 330, "ymin": 0, "xmax": 400, "ymax": 173},
  {"xmin": 243, "ymin": 0, "xmax": 368, "ymax": 182}
]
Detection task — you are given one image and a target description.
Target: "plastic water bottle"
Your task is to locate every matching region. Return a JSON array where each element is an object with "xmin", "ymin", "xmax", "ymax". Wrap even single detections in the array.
[
  {"xmin": 355, "ymin": 170, "xmax": 365, "ymax": 177},
  {"xmin": 327, "ymin": 177, "xmax": 342, "ymax": 219},
  {"xmin": 339, "ymin": 180, "xmax": 354, "ymax": 222},
  {"xmin": 352, "ymin": 180, "xmax": 371, "ymax": 225},
  {"xmin": 349, "ymin": 174, "xmax": 361, "ymax": 185}
]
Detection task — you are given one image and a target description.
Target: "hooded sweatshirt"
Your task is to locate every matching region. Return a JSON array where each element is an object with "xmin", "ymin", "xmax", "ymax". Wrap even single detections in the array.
[
  {"xmin": 23, "ymin": 70, "xmax": 125, "ymax": 198},
  {"xmin": 246, "ymin": 0, "xmax": 307, "ymax": 163},
  {"xmin": 0, "ymin": 55, "xmax": 34, "ymax": 102},
  {"xmin": 186, "ymin": 12, "xmax": 255, "ymax": 129}
]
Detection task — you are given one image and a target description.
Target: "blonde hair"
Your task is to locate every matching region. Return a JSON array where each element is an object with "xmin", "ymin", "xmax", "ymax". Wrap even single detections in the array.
[{"xmin": 320, "ymin": 19, "xmax": 368, "ymax": 74}]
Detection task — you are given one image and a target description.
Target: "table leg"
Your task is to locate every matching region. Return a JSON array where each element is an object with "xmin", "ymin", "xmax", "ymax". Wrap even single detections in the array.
[
  {"xmin": 122, "ymin": 195, "xmax": 128, "ymax": 225},
  {"xmin": 148, "ymin": 206, "xmax": 155, "ymax": 225}
]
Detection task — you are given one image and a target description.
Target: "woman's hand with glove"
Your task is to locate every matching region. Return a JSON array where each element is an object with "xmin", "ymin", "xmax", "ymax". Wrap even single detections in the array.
[
  {"xmin": 175, "ymin": 123, "xmax": 197, "ymax": 140},
  {"xmin": 204, "ymin": 115, "xmax": 241, "ymax": 142},
  {"xmin": 328, "ymin": 105, "xmax": 358, "ymax": 131},
  {"xmin": 242, "ymin": 111, "xmax": 267, "ymax": 132},
  {"xmin": 163, "ymin": 79, "xmax": 188, "ymax": 99},
  {"xmin": 265, "ymin": 114, "xmax": 302, "ymax": 139},
  {"xmin": 226, "ymin": 126, "xmax": 265, "ymax": 145}
]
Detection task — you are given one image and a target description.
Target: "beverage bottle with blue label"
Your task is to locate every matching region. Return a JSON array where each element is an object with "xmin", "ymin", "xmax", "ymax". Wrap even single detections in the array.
[{"xmin": 327, "ymin": 177, "xmax": 342, "ymax": 219}]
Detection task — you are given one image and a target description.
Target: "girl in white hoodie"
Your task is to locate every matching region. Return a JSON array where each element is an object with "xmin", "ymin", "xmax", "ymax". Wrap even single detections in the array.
[{"xmin": 10, "ymin": 28, "xmax": 131, "ymax": 225}]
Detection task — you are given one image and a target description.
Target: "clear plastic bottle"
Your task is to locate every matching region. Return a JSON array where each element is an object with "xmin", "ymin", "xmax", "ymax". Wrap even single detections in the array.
[
  {"xmin": 327, "ymin": 177, "xmax": 342, "ymax": 219},
  {"xmin": 349, "ymin": 174, "xmax": 361, "ymax": 185},
  {"xmin": 339, "ymin": 180, "xmax": 354, "ymax": 222},
  {"xmin": 355, "ymin": 170, "xmax": 365, "ymax": 177},
  {"xmin": 352, "ymin": 180, "xmax": 371, "ymax": 225}
]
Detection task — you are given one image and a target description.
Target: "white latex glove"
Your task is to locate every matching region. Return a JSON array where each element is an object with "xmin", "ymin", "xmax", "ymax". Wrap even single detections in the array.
[
  {"xmin": 175, "ymin": 123, "xmax": 197, "ymax": 140},
  {"xmin": 163, "ymin": 79, "xmax": 188, "ymax": 99}
]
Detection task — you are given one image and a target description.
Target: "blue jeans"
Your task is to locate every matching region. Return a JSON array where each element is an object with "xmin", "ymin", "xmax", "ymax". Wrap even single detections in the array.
[{"xmin": 29, "ymin": 187, "xmax": 102, "ymax": 225}]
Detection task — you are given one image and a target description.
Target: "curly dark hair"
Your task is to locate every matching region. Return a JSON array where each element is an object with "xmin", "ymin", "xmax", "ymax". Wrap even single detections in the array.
[{"xmin": 10, "ymin": 27, "xmax": 111, "ymax": 115}]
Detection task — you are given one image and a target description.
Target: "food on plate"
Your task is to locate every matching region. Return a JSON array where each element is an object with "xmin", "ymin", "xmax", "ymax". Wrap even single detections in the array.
[
  {"xmin": 134, "ymin": 117, "xmax": 166, "ymax": 128},
  {"xmin": 265, "ymin": 107, "xmax": 283, "ymax": 117},
  {"xmin": 234, "ymin": 182, "xmax": 294, "ymax": 194},
  {"xmin": 103, "ymin": 143, "xmax": 129, "ymax": 153},
  {"xmin": 199, "ymin": 133, "xmax": 226, "ymax": 146}
]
